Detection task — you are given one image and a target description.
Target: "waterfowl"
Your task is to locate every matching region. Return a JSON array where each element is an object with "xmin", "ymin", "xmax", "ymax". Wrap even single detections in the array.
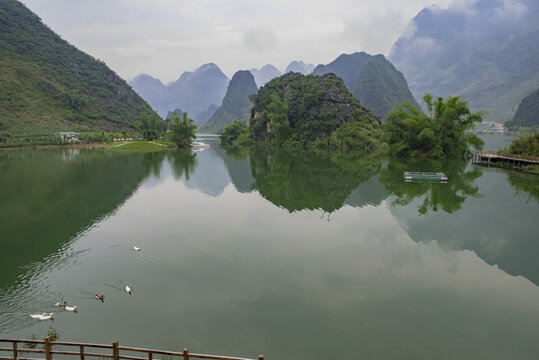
[
  {"xmin": 95, "ymin": 294, "xmax": 105, "ymax": 301},
  {"xmin": 54, "ymin": 301, "xmax": 67, "ymax": 307},
  {"xmin": 30, "ymin": 313, "xmax": 54, "ymax": 320},
  {"xmin": 125, "ymin": 285, "xmax": 132, "ymax": 294},
  {"xmin": 134, "ymin": 246, "xmax": 141, "ymax": 251},
  {"xmin": 64, "ymin": 305, "xmax": 78, "ymax": 312}
]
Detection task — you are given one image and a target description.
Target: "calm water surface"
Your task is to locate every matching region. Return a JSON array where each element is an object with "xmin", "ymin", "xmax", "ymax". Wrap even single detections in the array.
[{"xmin": 1, "ymin": 135, "xmax": 538, "ymax": 360}]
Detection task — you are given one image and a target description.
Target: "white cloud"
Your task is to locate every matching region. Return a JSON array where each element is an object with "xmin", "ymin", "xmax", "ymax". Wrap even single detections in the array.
[
  {"xmin": 243, "ymin": 29, "xmax": 277, "ymax": 52},
  {"xmin": 22, "ymin": 0, "xmax": 454, "ymax": 82},
  {"xmin": 495, "ymin": 0, "xmax": 528, "ymax": 18}
]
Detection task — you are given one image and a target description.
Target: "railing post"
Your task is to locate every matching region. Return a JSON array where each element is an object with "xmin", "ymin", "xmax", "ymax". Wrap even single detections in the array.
[
  {"xmin": 113, "ymin": 341, "xmax": 119, "ymax": 360},
  {"xmin": 183, "ymin": 348, "xmax": 189, "ymax": 360},
  {"xmin": 13, "ymin": 342, "xmax": 18, "ymax": 360},
  {"xmin": 148, "ymin": 352, "xmax": 153, "ymax": 360},
  {"xmin": 80, "ymin": 345, "xmax": 85, "ymax": 360},
  {"xmin": 44, "ymin": 337, "xmax": 52, "ymax": 360}
]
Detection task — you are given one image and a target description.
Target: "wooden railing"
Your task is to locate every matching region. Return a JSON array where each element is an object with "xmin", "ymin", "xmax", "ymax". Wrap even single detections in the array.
[{"xmin": 0, "ymin": 339, "xmax": 263, "ymax": 360}]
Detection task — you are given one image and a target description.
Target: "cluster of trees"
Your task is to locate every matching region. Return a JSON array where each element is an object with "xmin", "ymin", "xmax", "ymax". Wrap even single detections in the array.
[
  {"xmin": 247, "ymin": 73, "xmax": 383, "ymax": 150},
  {"xmin": 501, "ymin": 132, "xmax": 539, "ymax": 157},
  {"xmin": 222, "ymin": 85, "xmax": 485, "ymax": 159},
  {"xmin": 383, "ymin": 94, "xmax": 484, "ymax": 158},
  {"xmin": 138, "ymin": 111, "xmax": 197, "ymax": 148}
]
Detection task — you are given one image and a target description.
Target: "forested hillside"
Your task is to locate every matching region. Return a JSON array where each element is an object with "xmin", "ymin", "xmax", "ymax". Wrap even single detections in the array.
[
  {"xmin": 389, "ymin": 0, "xmax": 539, "ymax": 124},
  {"xmin": 0, "ymin": 0, "xmax": 157, "ymax": 141},
  {"xmin": 199, "ymin": 71, "xmax": 258, "ymax": 134},
  {"xmin": 505, "ymin": 88, "xmax": 539, "ymax": 129}
]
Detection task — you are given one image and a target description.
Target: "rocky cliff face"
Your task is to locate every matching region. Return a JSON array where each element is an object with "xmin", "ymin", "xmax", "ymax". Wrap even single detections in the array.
[
  {"xmin": 250, "ymin": 72, "xmax": 380, "ymax": 142},
  {"xmin": 198, "ymin": 70, "xmax": 258, "ymax": 133},
  {"xmin": 313, "ymin": 52, "xmax": 419, "ymax": 121}
]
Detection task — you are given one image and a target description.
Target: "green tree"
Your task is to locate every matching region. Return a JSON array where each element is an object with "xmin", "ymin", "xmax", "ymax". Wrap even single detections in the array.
[
  {"xmin": 266, "ymin": 94, "xmax": 291, "ymax": 143},
  {"xmin": 502, "ymin": 132, "xmax": 539, "ymax": 157},
  {"xmin": 384, "ymin": 94, "xmax": 484, "ymax": 158},
  {"xmin": 220, "ymin": 120, "xmax": 250, "ymax": 147},
  {"xmin": 168, "ymin": 112, "xmax": 197, "ymax": 148},
  {"xmin": 139, "ymin": 113, "xmax": 163, "ymax": 140}
]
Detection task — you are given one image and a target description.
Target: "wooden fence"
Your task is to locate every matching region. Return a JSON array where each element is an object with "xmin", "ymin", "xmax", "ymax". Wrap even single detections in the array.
[{"xmin": 0, "ymin": 339, "xmax": 263, "ymax": 360}]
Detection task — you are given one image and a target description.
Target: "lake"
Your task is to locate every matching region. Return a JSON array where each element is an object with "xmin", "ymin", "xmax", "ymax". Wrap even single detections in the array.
[{"xmin": 1, "ymin": 134, "xmax": 538, "ymax": 360}]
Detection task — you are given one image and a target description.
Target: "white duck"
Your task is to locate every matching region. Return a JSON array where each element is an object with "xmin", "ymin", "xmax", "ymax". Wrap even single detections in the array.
[
  {"xmin": 64, "ymin": 305, "xmax": 78, "ymax": 312},
  {"xmin": 125, "ymin": 285, "xmax": 132, "ymax": 294},
  {"xmin": 133, "ymin": 246, "xmax": 141, "ymax": 251},
  {"xmin": 30, "ymin": 313, "xmax": 54, "ymax": 320}
]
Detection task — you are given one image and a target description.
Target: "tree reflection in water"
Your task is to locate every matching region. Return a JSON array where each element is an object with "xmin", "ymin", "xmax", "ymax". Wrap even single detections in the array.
[{"xmin": 379, "ymin": 157, "xmax": 483, "ymax": 214}]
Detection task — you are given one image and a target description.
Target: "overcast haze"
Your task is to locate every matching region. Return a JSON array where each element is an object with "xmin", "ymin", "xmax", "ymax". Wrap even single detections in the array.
[{"xmin": 22, "ymin": 0, "xmax": 454, "ymax": 82}]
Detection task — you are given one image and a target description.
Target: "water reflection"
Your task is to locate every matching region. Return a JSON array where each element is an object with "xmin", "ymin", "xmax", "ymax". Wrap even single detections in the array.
[
  {"xmin": 506, "ymin": 171, "xmax": 539, "ymax": 203},
  {"xmin": 169, "ymin": 150, "xmax": 197, "ymax": 181},
  {"xmin": 249, "ymin": 147, "xmax": 382, "ymax": 213},
  {"xmin": 380, "ymin": 158, "xmax": 483, "ymax": 214},
  {"xmin": 1, "ymin": 145, "xmax": 538, "ymax": 360},
  {"xmin": 0, "ymin": 149, "xmax": 168, "ymax": 331}
]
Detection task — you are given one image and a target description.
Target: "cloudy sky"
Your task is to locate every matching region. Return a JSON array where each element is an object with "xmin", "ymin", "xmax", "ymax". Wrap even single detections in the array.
[{"xmin": 23, "ymin": 0, "xmax": 454, "ymax": 82}]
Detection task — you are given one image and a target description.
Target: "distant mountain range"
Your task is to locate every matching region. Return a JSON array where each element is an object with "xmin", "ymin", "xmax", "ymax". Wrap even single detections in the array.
[
  {"xmin": 0, "ymin": 0, "xmax": 157, "ymax": 139},
  {"xmin": 129, "ymin": 63, "xmax": 229, "ymax": 125},
  {"xmin": 313, "ymin": 52, "xmax": 419, "ymax": 120},
  {"xmin": 199, "ymin": 70, "xmax": 258, "ymax": 134},
  {"xmin": 285, "ymin": 60, "xmax": 315, "ymax": 75},
  {"xmin": 389, "ymin": 0, "xmax": 539, "ymax": 124},
  {"xmin": 250, "ymin": 64, "xmax": 282, "ymax": 88},
  {"xmin": 131, "ymin": 60, "xmax": 315, "ymax": 126}
]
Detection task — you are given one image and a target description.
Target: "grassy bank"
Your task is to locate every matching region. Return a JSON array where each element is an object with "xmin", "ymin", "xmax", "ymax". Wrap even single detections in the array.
[{"xmin": 107, "ymin": 140, "xmax": 175, "ymax": 151}]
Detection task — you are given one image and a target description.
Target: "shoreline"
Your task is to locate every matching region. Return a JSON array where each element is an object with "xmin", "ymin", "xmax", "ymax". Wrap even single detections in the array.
[{"xmin": 0, "ymin": 143, "xmax": 108, "ymax": 151}]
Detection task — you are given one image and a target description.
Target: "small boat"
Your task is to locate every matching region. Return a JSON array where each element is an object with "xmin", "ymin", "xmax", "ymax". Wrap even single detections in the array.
[{"xmin": 404, "ymin": 171, "xmax": 448, "ymax": 182}]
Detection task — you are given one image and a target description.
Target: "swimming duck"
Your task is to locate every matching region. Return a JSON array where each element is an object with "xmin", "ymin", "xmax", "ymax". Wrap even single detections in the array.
[
  {"xmin": 95, "ymin": 294, "xmax": 105, "ymax": 301},
  {"xmin": 64, "ymin": 305, "xmax": 78, "ymax": 312},
  {"xmin": 134, "ymin": 246, "xmax": 141, "ymax": 251},
  {"xmin": 125, "ymin": 285, "xmax": 132, "ymax": 294},
  {"xmin": 54, "ymin": 301, "xmax": 67, "ymax": 307},
  {"xmin": 30, "ymin": 313, "xmax": 54, "ymax": 320}
]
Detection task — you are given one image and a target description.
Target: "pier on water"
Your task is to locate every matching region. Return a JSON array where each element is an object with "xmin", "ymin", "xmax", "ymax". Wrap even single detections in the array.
[{"xmin": 472, "ymin": 151, "xmax": 539, "ymax": 168}]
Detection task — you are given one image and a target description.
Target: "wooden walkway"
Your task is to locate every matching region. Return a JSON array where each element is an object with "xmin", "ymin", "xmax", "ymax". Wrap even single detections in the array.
[
  {"xmin": 0, "ymin": 338, "xmax": 263, "ymax": 360},
  {"xmin": 472, "ymin": 151, "xmax": 539, "ymax": 167}
]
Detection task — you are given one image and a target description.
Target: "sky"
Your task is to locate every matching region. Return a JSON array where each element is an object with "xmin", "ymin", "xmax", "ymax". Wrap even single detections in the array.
[{"xmin": 22, "ymin": 0, "xmax": 454, "ymax": 82}]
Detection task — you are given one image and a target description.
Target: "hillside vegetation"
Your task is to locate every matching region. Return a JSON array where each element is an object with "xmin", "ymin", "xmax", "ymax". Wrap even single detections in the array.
[
  {"xmin": 313, "ymin": 52, "xmax": 419, "ymax": 120},
  {"xmin": 248, "ymin": 73, "xmax": 384, "ymax": 150},
  {"xmin": 199, "ymin": 70, "xmax": 258, "ymax": 134},
  {"xmin": 389, "ymin": 0, "xmax": 539, "ymax": 124},
  {"xmin": 505, "ymin": 88, "xmax": 539, "ymax": 129},
  {"xmin": 0, "ymin": 0, "xmax": 157, "ymax": 142}
]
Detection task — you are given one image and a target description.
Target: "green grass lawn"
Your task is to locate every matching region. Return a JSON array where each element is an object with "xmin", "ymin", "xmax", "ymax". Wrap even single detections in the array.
[{"xmin": 107, "ymin": 140, "xmax": 175, "ymax": 151}]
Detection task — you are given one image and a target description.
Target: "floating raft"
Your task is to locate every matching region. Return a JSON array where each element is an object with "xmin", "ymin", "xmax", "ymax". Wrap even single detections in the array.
[{"xmin": 404, "ymin": 171, "xmax": 448, "ymax": 182}]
